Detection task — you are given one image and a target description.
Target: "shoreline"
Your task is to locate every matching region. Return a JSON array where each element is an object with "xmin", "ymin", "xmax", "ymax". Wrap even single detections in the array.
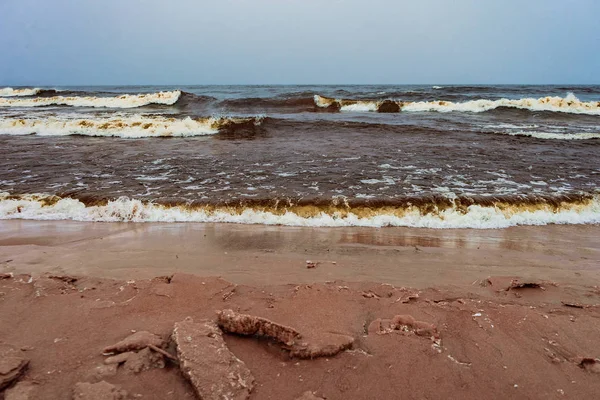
[
  {"xmin": 1, "ymin": 220, "xmax": 599, "ymax": 288},
  {"xmin": 2, "ymin": 192, "xmax": 600, "ymax": 229}
]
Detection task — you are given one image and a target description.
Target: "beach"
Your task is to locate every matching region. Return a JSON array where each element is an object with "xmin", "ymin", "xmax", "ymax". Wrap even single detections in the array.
[
  {"xmin": 2, "ymin": 221, "xmax": 600, "ymax": 399},
  {"xmin": 1, "ymin": 84, "xmax": 599, "ymax": 398},
  {"xmin": 2, "ymin": 0, "xmax": 599, "ymax": 395}
]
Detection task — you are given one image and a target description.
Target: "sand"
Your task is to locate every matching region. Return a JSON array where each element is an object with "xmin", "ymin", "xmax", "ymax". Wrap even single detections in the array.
[
  {"xmin": 1, "ymin": 221, "xmax": 600, "ymax": 399},
  {"xmin": 1, "ymin": 220, "xmax": 599, "ymax": 288}
]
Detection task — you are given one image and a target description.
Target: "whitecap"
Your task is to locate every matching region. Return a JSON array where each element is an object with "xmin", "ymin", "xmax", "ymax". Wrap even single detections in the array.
[{"xmin": 0, "ymin": 90, "xmax": 181, "ymax": 108}]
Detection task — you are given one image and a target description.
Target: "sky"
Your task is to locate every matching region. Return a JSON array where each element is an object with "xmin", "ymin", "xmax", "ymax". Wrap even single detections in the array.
[{"xmin": 1, "ymin": 0, "xmax": 599, "ymax": 85}]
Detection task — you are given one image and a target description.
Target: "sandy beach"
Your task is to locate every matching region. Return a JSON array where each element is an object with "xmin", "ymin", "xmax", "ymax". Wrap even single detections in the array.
[
  {"xmin": 1, "ymin": 221, "xmax": 600, "ymax": 399},
  {"xmin": 2, "ymin": 0, "xmax": 599, "ymax": 397},
  {"xmin": 2, "ymin": 221, "xmax": 599, "ymax": 287}
]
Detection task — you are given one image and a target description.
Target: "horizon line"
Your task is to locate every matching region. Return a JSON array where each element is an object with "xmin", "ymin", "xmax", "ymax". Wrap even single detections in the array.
[{"xmin": 2, "ymin": 83, "xmax": 600, "ymax": 87}]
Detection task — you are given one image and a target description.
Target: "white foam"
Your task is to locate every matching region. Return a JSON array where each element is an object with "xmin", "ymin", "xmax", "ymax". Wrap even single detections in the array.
[
  {"xmin": 339, "ymin": 102, "xmax": 378, "ymax": 112},
  {"xmin": 1, "ymin": 193, "xmax": 598, "ymax": 229},
  {"xmin": 485, "ymin": 123, "xmax": 540, "ymax": 130},
  {"xmin": 481, "ymin": 123, "xmax": 599, "ymax": 140},
  {"xmin": 313, "ymin": 95, "xmax": 378, "ymax": 112},
  {"xmin": 402, "ymin": 93, "xmax": 600, "ymax": 115},
  {"xmin": 313, "ymin": 95, "xmax": 334, "ymax": 108},
  {"xmin": 360, "ymin": 177, "xmax": 395, "ymax": 185},
  {"xmin": 0, "ymin": 115, "xmax": 221, "ymax": 138},
  {"xmin": 315, "ymin": 93, "xmax": 600, "ymax": 115},
  {"xmin": 496, "ymin": 131, "xmax": 600, "ymax": 140},
  {"xmin": 432, "ymin": 86, "xmax": 444, "ymax": 89},
  {"xmin": 0, "ymin": 90, "xmax": 181, "ymax": 108},
  {"xmin": 378, "ymin": 164, "xmax": 400, "ymax": 170},
  {"xmin": 0, "ymin": 87, "xmax": 41, "ymax": 97}
]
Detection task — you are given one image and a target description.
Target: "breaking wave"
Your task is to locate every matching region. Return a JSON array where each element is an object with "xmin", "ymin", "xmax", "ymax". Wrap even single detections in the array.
[
  {"xmin": 0, "ymin": 115, "xmax": 263, "ymax": 138},
  {"xmin": 0, "ymin": 193, "xmax": 598, "ymax": 229},
  {"xmin": 314, "ymin": 93, "xmax": 600, "ymax": 115},
  {"xmin": 0, "ymin": 87, "xmax": 42, "ymax": 97},
  {"xmin": 0, "ymin": 90, "xmax": 181, "ymax": 108}
]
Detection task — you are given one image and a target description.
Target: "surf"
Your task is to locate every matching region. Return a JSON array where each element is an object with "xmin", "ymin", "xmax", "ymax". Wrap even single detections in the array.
[
  {"xmin": 0, "ymin": 90, "xmax": 182, "ymax": 108},
  {"xmin": 1, "ymin": 192, "xmax": 598, "ymax": 229},
  {"xmin": 314, "ymin": 93, "xmax": 600, "ymax": 115},
  {"xmin": 0, "ymin": 87, "xmax": 42, "ymax": 97},
  {"xmin": 0, "ymin": 115, "xmax": 264, "ymax": 138}
]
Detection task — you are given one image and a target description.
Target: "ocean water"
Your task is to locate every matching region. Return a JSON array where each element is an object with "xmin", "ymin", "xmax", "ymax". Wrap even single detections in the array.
[{"xmin": 0, "ymin": 85, "xmax": 599, "ymax": 228}]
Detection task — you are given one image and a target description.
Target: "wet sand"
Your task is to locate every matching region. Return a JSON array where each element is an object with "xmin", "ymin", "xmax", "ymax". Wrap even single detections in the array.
[
  {"xmin": 1, "ymin": 221, "xmax": 600, "ymax": 399},
  {"xmin": 1, "ymin": 220, "xmax": 599, "ymax": 288}
]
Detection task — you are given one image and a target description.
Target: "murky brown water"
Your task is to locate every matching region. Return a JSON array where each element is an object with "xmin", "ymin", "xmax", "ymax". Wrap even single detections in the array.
[{"xmin": 0, "ymin": 85, "xmax": 598, "ymax": 227}]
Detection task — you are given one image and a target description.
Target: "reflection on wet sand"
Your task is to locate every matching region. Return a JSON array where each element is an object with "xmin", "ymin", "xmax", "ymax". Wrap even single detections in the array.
[
  {"xmin": 1, "ymin": 221, "xmax": 599, "ymax": 288},
  {"xmin": 337, "ymin": 229, "xmax": 545, "ymax": 253}
]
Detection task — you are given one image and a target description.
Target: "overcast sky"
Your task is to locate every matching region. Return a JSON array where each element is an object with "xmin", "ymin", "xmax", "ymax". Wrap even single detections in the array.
[{"xmin": 1, "ymin": 0, "xmax": 598, "ymax": 85}]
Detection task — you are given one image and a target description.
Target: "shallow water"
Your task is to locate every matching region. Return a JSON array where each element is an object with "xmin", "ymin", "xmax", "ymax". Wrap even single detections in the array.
[{"xmin": 0, "ymin": 85, "xmax": 598, "ymax": 228}]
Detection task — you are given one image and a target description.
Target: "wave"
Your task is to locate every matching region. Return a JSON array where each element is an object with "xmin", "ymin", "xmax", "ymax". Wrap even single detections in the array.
[
  {"xmin": 0, "ymin": 193, "xmax": 598, "ymax": 229},
  {"xmin": 1, "ymin": 114, "xmax": 593, "ymax": 141},
  {"xmin": 314, "ymin": 93, "xmax": 600, "ymax": 115},
  {"xmin": 0, "ymin": 90, "xmax": 181, "ymax": 108},
  {"xmin": 493, "ymin": 131, "xmax": 600, "ymax": 140},
  {"xmin": 0, "ymin": 87, "xmax": 42, "ymax": 97},
  {"xmin": 175, "ymin": 91, "xmax": 217, "ymax": 107},
  {"xmin": 218, "ymin": 96, "xmax": 316, "ymax": 110},
  {"xmin": 0, "ymin": 115, "xmax": 263, "ymax": 138}
]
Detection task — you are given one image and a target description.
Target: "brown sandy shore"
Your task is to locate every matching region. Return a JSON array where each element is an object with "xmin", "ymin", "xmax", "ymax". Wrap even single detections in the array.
[{"xmin": 1, "ymin": 221, "xmax": 600, "ymax": 399}]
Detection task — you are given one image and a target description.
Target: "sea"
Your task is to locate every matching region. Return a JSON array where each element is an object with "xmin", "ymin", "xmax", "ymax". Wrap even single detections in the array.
[{"xmin": 0, "ymin": 85, "xmax": 599, "ymax": 228}]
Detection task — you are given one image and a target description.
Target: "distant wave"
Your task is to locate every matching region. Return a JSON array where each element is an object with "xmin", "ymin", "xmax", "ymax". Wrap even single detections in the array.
[
  {"xmin": 0, "ymin": 87, "xmax": 42, "ymax": 97},
  {"xmin": 0, "ymin": 192, "xmax": 598, "ymax": 229},
  {"xmin": 218, "ymin": 96, "xmax": 316, "ymax": 110},
  {"xmin": 314, "ymin": 93, "xmax": 600, "ymax": 115},
  {"xmin": 0, "ymin": 115, "xmax": 263, "ymax": 138},
  {"xmin": 0, "ymin": 90, "xmax": 181, "ymax": 108}
]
